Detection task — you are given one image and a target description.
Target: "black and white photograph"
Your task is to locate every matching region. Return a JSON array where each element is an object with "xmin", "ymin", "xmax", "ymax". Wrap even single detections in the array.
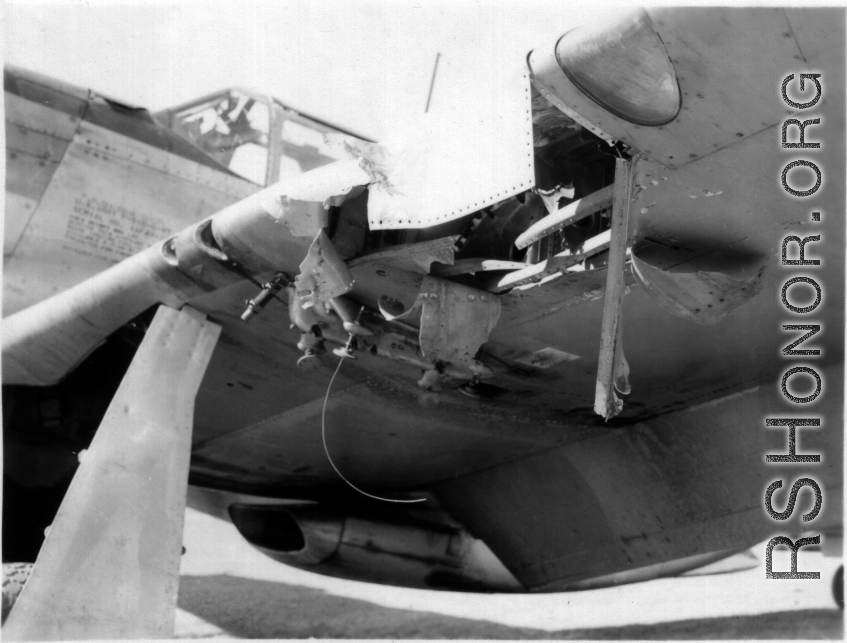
[{"xmin": 1, "ymin": 2, "xmax": 844, "ymax": 639}]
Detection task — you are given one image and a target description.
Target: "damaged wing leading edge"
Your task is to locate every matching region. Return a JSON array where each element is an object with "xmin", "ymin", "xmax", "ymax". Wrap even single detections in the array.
[
  {"xmin": 4, "ymin": 9, "xmax": 843, "ymax": 615},
  {"xmin": 338, "ymin": 56, "xmax": 536, "ymax": 231}
]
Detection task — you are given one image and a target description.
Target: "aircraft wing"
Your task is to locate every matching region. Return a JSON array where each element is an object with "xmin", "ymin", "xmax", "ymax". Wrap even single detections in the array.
[{"xmin": 3, "ymin": 7, "xmax": 843, "ymax": 601}]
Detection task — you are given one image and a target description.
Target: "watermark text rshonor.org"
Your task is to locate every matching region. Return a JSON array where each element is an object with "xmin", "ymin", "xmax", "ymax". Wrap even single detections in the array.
[{"xmin": 765, "ymin": 72, "xmax": 825, "ymax": 580}]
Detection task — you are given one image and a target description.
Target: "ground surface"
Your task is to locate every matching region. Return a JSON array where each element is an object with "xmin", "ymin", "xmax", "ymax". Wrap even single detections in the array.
[{"xmin": 176, "ymin": 508, "xmax": 843, "ymax": 639}]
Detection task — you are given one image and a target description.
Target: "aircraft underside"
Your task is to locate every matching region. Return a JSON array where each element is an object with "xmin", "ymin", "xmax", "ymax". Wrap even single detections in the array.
[{"xmin": 2, "ymin": 6, "xmax": 844, "ymax": 638}]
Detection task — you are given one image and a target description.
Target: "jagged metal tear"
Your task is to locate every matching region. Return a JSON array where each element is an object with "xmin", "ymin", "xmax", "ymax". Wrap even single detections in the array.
[
  {"xmin": 631, "ymin": 254, "xmax": 766, "ymax": 325},
  {"xmin": 419, "ymin": 276, "xmax": 501, "ymax": 366},
  {"xmin": 260, "ymin": 157, "xmax": 371, "ymax": 238},
  {"xmin": 348, "ymin": 237, "xmax": 459, "ymax": 275},
  {"xmin": 332, "ymin": 55, "xmax": 535, "ymax": 231},
  {"xmin": 377, "ymin": 276, "xmax": 501, "ymax": 368},
  {"xmin": 594, "ymin": 315, "xmax": 631, "ymax": 419},
  {"xmin": 295, "ymin": 230, "xmax": 355, "ymax": 307}
]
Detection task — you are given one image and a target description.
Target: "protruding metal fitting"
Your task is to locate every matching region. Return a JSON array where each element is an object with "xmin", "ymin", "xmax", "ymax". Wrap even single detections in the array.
[
  {"xmin": 297, "ymin": 351, "xmax": 322, "ymax": 370},
  {"xmin": 333, "ymin": 332, "xmax": 358, "ymax": 360},
  {"xmin": 241, "ymin": 272, "xmax": 289, "ymax": 321},
  {"xmin": 330, "ymin": 298, "xmax": 374, "ymax": 337},
  {"xmin": 332, "ymin": 346, "xmax": 357, "ymax": 360},
  {"xmin": 342, "ymin": 321, "xmax": 371, "ymax": 336}
]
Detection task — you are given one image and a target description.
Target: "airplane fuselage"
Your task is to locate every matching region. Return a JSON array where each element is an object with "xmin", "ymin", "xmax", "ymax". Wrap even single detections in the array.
[{"xmin": 3, "ymin": 8, "xmax": 844, "ymax": 595}]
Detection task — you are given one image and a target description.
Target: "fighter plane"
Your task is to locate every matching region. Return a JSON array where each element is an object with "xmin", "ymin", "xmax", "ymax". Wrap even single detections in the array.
[{"xmin": 2, "ymin": 7, "xmax": 844, "ymax": 638}]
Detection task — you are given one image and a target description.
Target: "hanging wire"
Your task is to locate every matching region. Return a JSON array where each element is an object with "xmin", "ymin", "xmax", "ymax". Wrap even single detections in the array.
[{"xmin": 321, "ymin": 358, "xmax": 425, "ymax": 504}]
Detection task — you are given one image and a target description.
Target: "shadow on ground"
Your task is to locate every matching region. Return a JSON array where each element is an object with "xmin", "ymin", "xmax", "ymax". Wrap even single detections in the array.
[{"xmin": 178, "ymin": 574, "xmax": 844, "ymax": 639}]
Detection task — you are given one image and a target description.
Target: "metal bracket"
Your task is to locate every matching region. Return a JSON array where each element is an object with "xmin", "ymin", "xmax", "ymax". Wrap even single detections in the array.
[{"xmin": 594, "ymin": 157, "xmax": 634, "ymax": 420}]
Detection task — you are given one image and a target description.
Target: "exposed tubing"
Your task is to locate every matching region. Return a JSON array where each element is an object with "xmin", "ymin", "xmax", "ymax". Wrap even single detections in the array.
[{"xmin": 515, "ymin": 184, "xmax": 614, "ymax": 249}]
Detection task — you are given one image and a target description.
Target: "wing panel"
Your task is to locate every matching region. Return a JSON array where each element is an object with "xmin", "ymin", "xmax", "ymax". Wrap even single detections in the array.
[
  {"xmin": 365, "ymin": 59, "xmax": 535, "ymax": 230},
  {"xmin": 436, "ymin": 373, "xmax": 842, "ymax": 589},
  {"xmin": 484, "ymin": 87, "xmax": 844, "ymax": 420},
  {"xmin": 189, "ymin": 346, "xmax": 573, "ymax": 491},
  {"xmin": 785, "ymin": 8, "xmax": 846, "ymax": 69},
  {"xmin": 530, "ymin": 8, "xmax": 810, "ymax": 168}
]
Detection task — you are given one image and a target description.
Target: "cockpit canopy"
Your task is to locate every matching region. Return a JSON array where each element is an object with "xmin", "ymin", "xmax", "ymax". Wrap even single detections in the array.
[{"xmin": 155, "ymin": 89, "xmax": 360, "ymax": 186}]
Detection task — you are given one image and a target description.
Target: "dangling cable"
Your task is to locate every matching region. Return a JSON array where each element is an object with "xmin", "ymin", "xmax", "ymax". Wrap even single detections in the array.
[{"xmin": 321, "ymin": 358, "xmax": 425, "ymax": 503}]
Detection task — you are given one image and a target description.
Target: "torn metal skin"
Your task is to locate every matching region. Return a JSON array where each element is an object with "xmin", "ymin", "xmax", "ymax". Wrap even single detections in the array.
[
  {"xmin": 376, "ymin": 276, "xmax": 501, "ymax": 370},
  {"xmin": 295, "ymin": 230, "xmax": 355, "ymax": 307},
  {"xmin": 349, "ymin": 237, "xmax": 459, "ymax": 275},
  {"xmin": 259, "ymin": 157, "xmax": 372, "ymax": 238},
  {"xmin": 631, "ymin": 254, "xmax": 766, "ymax": 325},
  {"xmin": 537, "ymin": 182, "xmax": 576, "ymax": 214},
  {"xmin": 263, "ymin": 193, "xmax": 329, "ymax": 238},
  {"xmin": 328, "ymin": 62, "xmax": 536, "ymax": 231},
  {"xmin": 324, "ymin": 134, "xmax": 393, "ymax": 194},
  {"xmin": 419, "ymin": 276, "xmax": 501, "ymax": 368}
]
